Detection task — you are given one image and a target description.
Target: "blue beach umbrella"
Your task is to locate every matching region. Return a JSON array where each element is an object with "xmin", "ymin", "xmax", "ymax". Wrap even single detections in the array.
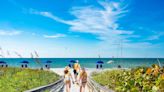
[
  {"xmin": 0, "ymin": 61, "xmax": 8, "ymax": 67},
  {"xmin": 97, "ymin": 60, "xmax": 104, "ymax": 64},
  {"xmin": 46, "ymin": 60, "xmax": 52, "ymax": 63},
  {"xmin": 68, "ymin": 60, "xmax": 76, "ymax": 68},
  {"xmin": 0, "ymin": 61, "xmax": 6, "ymax": 64},
  {"xmin": 69, "ymin": 60, "xmax": 76, "ymax": 63},
  {"xmin": 20, "ymin": 61, "xmax": 29, "ymax": 68},
  {"xmin": 21, "ymin": 60, "xmax": 29, "ymax": 64}
]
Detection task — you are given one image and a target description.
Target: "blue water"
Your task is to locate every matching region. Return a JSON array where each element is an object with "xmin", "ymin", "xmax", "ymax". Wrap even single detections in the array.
[{"xmin": 0, "ymin": 58, "xmax": 164, "ymax": 68}]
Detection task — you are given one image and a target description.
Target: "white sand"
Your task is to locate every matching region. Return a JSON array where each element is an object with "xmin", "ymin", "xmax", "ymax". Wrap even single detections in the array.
[
  {"xmin": 50, "ymin": 68, "xmax": 126, "ymax": 76},
  {"xmin": 50, "ymin": 68, "xmax": 105, "ymax": 76}
]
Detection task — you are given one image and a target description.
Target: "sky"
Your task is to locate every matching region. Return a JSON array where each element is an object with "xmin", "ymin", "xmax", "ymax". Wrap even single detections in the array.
[{"xmin": 0, "ymin": 0, "xmax": 164, "ymax": 58}]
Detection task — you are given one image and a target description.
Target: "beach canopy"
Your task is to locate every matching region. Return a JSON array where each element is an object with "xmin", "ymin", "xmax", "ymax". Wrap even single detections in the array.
[
  {"xmin": 21, "ymin": 60, "xmax": 29, "ymax": 64},
  {"xmin": 97, "ymin": 60, "xmax": 104, "ymax": 64},
  {"xmin": 0, "ymin": 61, "xmax": 6, "ymax": 64},
  {"xmin": 69, "ymin": 60, "xmax": 76, "ymax": 63},
  {"xmin": 46, "ymin": 60, "xmax": 52, "ymax": 63}
]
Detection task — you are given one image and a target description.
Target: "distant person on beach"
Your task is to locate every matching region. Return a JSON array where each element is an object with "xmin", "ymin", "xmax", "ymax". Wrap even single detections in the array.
[
  {"xmin": 79, "ymin": 68, "xmax": 87, "ymax": 92},
  {"xmin": 100, "ymin": 64, "xmax": 102, "ymax": 69},
  {"xmin": 25, "ymin": 64, "xmax": 27, "ymax": 68},
  {"xmin": 96, "ymin": 64, "xmax": 99, "ymax": 69},
  {"xmin": 64, "ymin": 66, "xmax": 73, "ymax": 92},
  {"xmin": 118, "ymin": 65, "xmax": 121, "ymax": 68},
  {"xmin": 73, "ymin": 60, "xmax": 81, "ymax": 82},
  {"xmin": 21, "ymin": 64, "xmax": 24, "ymax": 68}
]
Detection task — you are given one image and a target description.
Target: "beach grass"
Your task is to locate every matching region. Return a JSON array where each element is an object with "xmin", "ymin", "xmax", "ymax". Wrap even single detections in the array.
[
  {"xmin": 92, "ymin": 64, "xmax": 164, "ymax": 92},
  {"xmin": 0, "ymin": 67, "xmax": 59, "ymax": 92}
]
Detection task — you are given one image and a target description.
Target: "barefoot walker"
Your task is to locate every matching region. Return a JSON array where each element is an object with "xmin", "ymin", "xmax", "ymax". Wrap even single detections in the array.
[
  {"xmin": 79, "ymin": 68, "xmax": 87, "ymax": 92},
  {"xmin": 64, "ymin": 66, "xmax": 73, "ymax": 92}
]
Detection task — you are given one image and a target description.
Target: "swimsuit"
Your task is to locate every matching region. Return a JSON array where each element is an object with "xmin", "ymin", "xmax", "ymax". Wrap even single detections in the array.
[{"xmin": 64, "ymin": 74, "xmax": 71, "ymax": 83}]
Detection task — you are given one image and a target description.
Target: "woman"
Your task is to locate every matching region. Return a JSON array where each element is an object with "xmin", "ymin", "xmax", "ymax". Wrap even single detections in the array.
[
  {"xmin": 79, "ymin": 68, "xmax": 87, "ymax": 92},
  {"xmin": 64, "ymin": 66, "xmax": 73, "ymax": 92}
]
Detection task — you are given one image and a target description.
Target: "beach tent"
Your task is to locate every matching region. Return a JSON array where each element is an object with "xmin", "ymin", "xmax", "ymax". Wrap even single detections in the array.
[
  {"xmin": 21, "ymin": 60, "xmax": 29, "ymax": 68},
  {"xmin": 0, "ymin": 61, "xmax": 8, "ymax": 67}
]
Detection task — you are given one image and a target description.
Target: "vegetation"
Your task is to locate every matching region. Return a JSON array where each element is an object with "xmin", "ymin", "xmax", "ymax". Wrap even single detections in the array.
[
  {"xmin": 92, "ymin": 64, "xmax": 164, "ymax": 92},
  {"xmin": 0, "ymin": 67, "xmax": 59, "ymax": 92}
]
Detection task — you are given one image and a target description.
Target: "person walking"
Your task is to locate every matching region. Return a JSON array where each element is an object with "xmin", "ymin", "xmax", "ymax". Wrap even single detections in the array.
[
  {"xmin": 79, "ymin": 68, "xmax": 87, "ymax": 92},
  {"xmin": 73, "ymin": 60, "xmax": 81, "ymax": 82},
  {"xmin": 64, "ymin": 66, "xmax": 73, "ymax": 92}
]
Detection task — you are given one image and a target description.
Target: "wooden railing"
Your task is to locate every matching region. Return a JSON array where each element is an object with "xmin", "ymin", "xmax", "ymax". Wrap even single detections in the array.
[
  {"xmin": 24, "ymin": 78, "xmax": 64, "ymax": 92},
  {"xmin": 87, "ymin": 77, "xmax": 114, "ymax": 92}
]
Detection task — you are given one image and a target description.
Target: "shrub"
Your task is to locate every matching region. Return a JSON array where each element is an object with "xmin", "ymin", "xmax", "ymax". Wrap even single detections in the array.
[
  {"xmin": 0, "ymin": 67, "xmax": 59, "ymax": 92},
  {"xmin": 92, "ymin": 65, "xmax": 164, "ymax": 92}
]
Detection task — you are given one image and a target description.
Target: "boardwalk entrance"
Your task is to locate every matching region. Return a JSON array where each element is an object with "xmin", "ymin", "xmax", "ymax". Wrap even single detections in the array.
[{"xmin": 25, "ymin": 68, "xmax": 113, "ymax": 92}]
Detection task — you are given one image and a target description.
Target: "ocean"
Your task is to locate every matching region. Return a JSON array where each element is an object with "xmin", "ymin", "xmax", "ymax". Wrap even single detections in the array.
[{"xmin": 0, "ymin": 58, "xmax": 164, "ymax": 68}]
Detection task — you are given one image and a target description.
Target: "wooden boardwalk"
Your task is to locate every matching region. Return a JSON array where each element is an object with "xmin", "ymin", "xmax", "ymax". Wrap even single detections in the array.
[
  {"xmin": 25, "ymin": 68, "xmax": 113, "ymax": 92},
  {"xmin": 50, "ymin": 68, "xmax": 113, "ymax": 92},
  {"xmin": 62, "ymin": 82, "xmax": 89, "ymax": 92}
]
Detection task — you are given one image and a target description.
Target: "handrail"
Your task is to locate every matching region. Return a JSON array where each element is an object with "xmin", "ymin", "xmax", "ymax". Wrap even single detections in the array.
[
  {"xmin": 87, "ymin": 76, "xmax": 114, "ymax": 92},
  {"xmin": 24, "ymin": 77, "xmax": 64, "ymax": 92}
]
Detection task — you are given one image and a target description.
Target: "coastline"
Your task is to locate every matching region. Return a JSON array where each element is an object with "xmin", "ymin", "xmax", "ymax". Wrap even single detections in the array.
[
  {"xmin": 50, "ymin": 68, "xmax": 130, "ymax": 76},
  {"xmin": 1, "ymin": 58, "xmax": 163, "ymax": 68}
]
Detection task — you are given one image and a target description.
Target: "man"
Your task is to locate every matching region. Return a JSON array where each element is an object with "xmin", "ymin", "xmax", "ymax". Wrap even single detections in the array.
[{"xmin": 73, "ymin": 60, "xmax": 81, "ymax": 82}]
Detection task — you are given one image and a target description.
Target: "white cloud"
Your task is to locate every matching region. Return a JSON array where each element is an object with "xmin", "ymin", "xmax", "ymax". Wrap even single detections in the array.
[
  {"xmin": 147, "ymin": 32, "xmax": 164, "ymax": 40},
  {"xmin": 30, "ymin": 9, "xmax": 70, "ymax": 24},
  {"xmin": 0, "ymin": 29, "xmax": 22, "ymax": 36},
  {"xmin": 112, "ymin": 30, "xmax": 133, "ymax": 35},
  {"xmin": 31, "ymin": 1, "xmax": 131, "ymax": 42},
  {"xmin": 43, "ymin": 34, "xmax": 66, "ymax": 38},
  {"xmin": 32, "ymin": 1, "xmax": 155, "ymax": 49}
]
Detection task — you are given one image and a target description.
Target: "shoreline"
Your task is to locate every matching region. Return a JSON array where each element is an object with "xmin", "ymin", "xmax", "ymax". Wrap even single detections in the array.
[
  {"xmin": 1, "ymin": 57, "xmax": 164, "ymax": 59},
  {"xmin": 50, "ymin": 68, "xmax": 129, "ymax": 76}
]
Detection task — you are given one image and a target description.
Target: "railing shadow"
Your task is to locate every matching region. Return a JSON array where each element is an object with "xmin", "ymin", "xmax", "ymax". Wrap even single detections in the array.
[{"xmin": 24, "ymin": 77, "xmax": 64, "ymax": 92}]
